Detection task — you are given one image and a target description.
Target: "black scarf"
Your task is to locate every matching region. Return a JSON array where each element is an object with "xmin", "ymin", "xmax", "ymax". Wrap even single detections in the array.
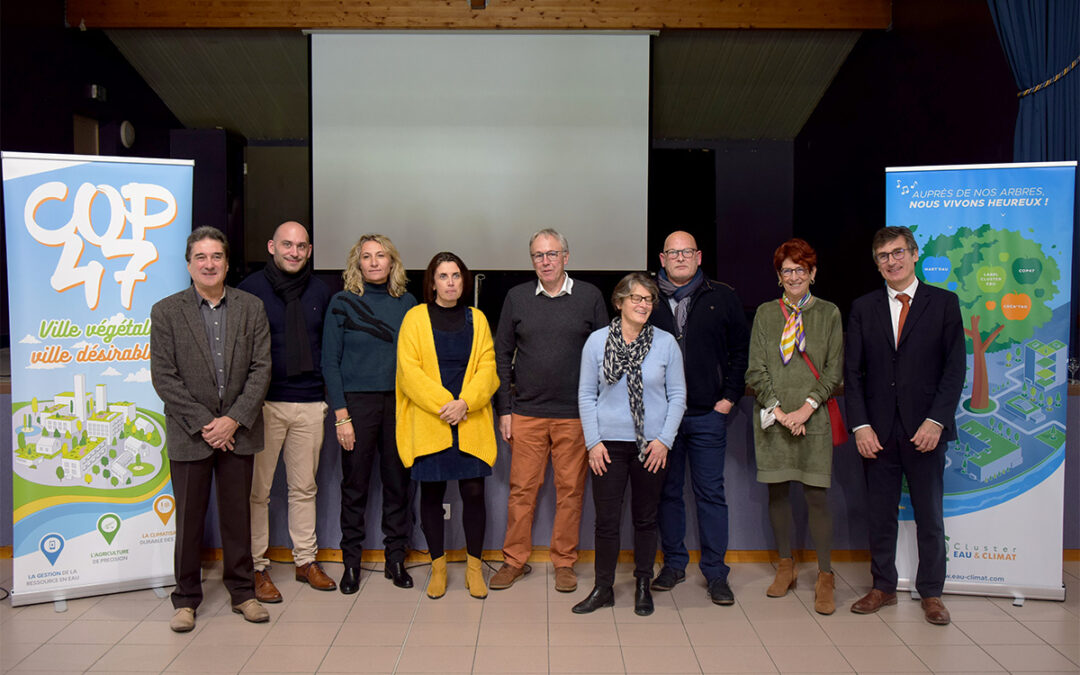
[
  {"xmin": 657, "ymin": 268, "xmax": 704, "ymax": 339},
  {"xmin": 603, "ymin": 316, "xmax": 654, "ymax": 462},
  {"xmin": 262, "ymin": 258, "xmax": 314, "ymax": 377}
]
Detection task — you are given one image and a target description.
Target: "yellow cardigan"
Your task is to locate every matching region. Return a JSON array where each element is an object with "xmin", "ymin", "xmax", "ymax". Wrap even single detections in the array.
[{"xmin": 395, "ymin": 304, "xmax": 500, "ymax": 468}]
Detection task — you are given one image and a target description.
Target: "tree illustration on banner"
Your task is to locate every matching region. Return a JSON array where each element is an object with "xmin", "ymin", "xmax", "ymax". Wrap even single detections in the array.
[{"xmin": 919, "ymin": 224, "xmax": 1059, "ymax": 412}]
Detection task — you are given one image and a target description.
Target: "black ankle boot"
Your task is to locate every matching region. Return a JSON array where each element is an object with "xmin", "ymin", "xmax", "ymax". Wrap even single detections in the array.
[
  {"xmin": 635, "ymin": 577, "xmax": 654, "ymax": 616},
  {"xmin": 340, "ymin": 566, "xmax": 361, "ymax": 595},
  {"xmin": 572, "ymin": 586, "xmax": 614, "ymax": 614},
  {"xmin": 384, "ymin": 560, "xmax": 414, "ymax": 588}
]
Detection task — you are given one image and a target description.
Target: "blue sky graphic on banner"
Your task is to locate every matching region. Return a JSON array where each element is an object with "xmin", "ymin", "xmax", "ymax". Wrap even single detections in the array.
[
  {"xmin": 4, "ymin": 153, "xmax": 192, "ymax": 605},
  {"xmin": 886, "ymin": 164, "xmax": 1074, "ymax": 520}
]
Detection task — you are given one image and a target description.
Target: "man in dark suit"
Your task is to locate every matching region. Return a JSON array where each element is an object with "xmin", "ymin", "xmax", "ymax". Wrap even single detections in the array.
[
  {"xmin": 151, "ymin": 226, "xmax": 272, "ymax": 633},
  {"xmin": 844, "ymin": 226, "xmax": 965, "ymax": 625}
]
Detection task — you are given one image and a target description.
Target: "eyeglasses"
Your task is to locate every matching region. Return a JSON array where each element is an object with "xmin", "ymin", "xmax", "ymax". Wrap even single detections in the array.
[
  {"xmin": 662, "ymin": 248, "xmax": 697, "ymax": 259},
  {"xmin": 875, "ymin": 247, "xmax": 911, "ymax": 264},
  {"xmin": 780, "ymin": 267, "xmax": 809, "ymax": 278},
  {"xmin": 628, "ymin": 294, "xmax": 655, "ymax": 305},
  {"xmin": 530, "ymin": 250, "xmax": 564, "ymax": 263}
]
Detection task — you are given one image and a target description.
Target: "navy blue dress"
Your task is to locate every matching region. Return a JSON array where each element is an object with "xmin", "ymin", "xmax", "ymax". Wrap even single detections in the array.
[{"xmin": 410, "ymin": 304, "xmax": 493, "ymax": 482}]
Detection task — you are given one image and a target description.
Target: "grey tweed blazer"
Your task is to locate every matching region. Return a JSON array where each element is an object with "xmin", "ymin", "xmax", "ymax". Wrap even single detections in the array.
[{"xmin": 150, "ymin": 285, "xmax": 271, "ymax": 461}]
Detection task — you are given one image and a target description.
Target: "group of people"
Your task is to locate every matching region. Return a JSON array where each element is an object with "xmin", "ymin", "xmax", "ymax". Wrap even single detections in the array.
[{"xmin": 150, "ymin": 221, "xmax": 963, "ymax": 633}]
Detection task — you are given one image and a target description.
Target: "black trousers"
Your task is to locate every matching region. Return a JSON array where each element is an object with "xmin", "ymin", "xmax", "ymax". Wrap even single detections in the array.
[
  {"xmin": 170, "ymin": 449, "xmax": 254, "ymax": 609},
  {"xmin": 590, "ymin": 440, "xmax": 667, "ymax": 588},
  {"xmin": 865, "ymin": 417, "xmax": 947, "ymax": 598},
  {"xmin": 340, "ymin": 391, "xmax": 413, "ymax": 567}
]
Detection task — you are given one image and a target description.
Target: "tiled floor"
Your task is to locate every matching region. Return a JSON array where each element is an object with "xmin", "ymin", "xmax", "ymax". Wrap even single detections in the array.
[{"xmin": 1, "ymin": 557, "xmax": 1077, "ymax": 674}]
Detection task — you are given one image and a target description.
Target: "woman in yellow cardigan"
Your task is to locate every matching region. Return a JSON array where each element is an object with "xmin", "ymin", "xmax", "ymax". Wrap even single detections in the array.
[{"xmin": 397, "ymin": 251, "xmax": 499, "ymax": 599}]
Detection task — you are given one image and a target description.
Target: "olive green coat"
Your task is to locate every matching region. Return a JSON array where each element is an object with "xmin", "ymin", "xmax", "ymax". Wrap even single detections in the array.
[{"xmin": 745, "ymin": 297, "xmax": 843, "ymax": 487}]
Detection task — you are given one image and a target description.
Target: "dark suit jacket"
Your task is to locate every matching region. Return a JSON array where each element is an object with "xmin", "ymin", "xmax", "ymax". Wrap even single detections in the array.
[
  {"xmin": 150, "ymin": 285, "xmax": 272, "ymax": 461},
  {"xmin": 844, "ymin": 282, "xmax": 965, "ymax": 442}
]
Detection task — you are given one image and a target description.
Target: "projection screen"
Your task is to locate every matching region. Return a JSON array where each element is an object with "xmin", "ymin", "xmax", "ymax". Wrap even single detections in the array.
[{"xmin": 311, "ymin": 32, "xmax": 650, "ymax": 271}]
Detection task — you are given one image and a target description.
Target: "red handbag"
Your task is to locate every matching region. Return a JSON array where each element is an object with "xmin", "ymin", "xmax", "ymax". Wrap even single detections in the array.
[{"xmin": 778, "ymin": 299, "xmax": 849, "ymax": 446}]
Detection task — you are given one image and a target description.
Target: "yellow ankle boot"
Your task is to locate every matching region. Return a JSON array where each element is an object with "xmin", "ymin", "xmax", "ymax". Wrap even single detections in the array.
[
  {"xmin": 427, "ymin": 555, "xmax": 447, "ymax": 599},
  {"xmin": 465, "ymin": 555, "xmax": 488, "ymax": 599}
]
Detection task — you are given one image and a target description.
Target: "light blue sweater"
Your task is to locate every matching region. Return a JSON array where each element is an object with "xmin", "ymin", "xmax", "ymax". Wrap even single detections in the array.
[{"xmin": 578, "ymin": 326, "xmax": 687, "ymax": 451}]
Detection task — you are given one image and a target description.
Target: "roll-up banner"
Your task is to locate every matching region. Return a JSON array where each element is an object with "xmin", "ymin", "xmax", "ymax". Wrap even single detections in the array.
[
  {"xmin": 886, "ymin": 161, "xmax": 1075, "ymax": 601},
  {"xmin": 4, "ymin": 152, "xmax": 192, "ymax": 606}
]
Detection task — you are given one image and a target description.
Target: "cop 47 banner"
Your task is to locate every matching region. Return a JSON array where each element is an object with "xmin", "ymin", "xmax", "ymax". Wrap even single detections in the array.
[
  {"xmin": 4, "ymin": 152, "xmax": 192, "ymax": 606},
  {"xmin": 886, "ymin": 161, "xmax": 1075, "ymax": 600}
]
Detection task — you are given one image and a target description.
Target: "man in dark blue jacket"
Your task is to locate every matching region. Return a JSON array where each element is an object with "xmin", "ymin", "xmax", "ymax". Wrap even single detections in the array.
[
  {"xmin": 239, "ymin": 221, "xmax": 336, "ymax": 602},
  {"xmin": 844, "ymin": 226, "xmax": 964, "ymax": 625},
  {"xmin": 650, "ymin": 230, "xmax": 750, "ymax": 605}
]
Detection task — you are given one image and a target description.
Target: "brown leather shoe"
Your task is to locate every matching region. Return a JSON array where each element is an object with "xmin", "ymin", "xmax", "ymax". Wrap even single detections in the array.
[
  {"xmin": 850, "ymin": 588, "xmax": 897, "ymax": 614},
  {"xmin": 296, "ymin": 562, "xmax": 336, "ymax": 591},
  {"xmin": 554, "ymin": 566, "xmax": 578, "ymax": 593},
  {"xmin": 254, "ymin": 569, "xmax": 282, "ymax": 603},
  {"xmin": 921, "ymin": 596, "xmax": 951, "ymax": 625},
  {"xmin": 489, "ymin": 563, "xmax": 531, "ymax": 590}
]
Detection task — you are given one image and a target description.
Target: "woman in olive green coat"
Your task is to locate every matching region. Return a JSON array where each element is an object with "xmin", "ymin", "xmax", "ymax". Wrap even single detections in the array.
[{"xmin": 745, "ymin": 238, "xmax": 843, "ymax": 615}]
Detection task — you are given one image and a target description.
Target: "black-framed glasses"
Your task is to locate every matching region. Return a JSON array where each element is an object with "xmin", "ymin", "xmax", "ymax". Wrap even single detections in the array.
[
  {"xmin": 662, "ymin": 247, "xmax": 697, "ymax": 259},
  {"xmin": 530, "ymin": 250, "xmax": 564, "ymax": 262},
  {"xmin": 875, "ymin": 247, "xmax": 911, "ymax": 264},
  {"xmin": 628, "ymin": 294, "xmax": 655, "ymax": 305}
]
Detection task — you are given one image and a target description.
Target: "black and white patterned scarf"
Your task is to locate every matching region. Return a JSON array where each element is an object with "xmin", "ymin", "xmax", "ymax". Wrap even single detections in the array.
[{"xmin": 603, "ymin": 316, "xmax": 654, "ymax": 462}]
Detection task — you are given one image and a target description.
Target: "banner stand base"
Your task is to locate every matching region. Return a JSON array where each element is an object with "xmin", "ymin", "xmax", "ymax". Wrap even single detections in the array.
[
  {"xmin": 11, "ymin": 574, "xmax": 175, "ymax": 607},
  {"xmin": 899, "ymin": 580, "xmax": 1066, "ymax": 602}
]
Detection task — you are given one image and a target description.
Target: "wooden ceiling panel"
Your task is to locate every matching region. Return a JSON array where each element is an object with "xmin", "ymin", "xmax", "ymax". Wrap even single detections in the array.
[{"xmin": 76, "ymin": 0, "xmax": 890, "ymax": 30}]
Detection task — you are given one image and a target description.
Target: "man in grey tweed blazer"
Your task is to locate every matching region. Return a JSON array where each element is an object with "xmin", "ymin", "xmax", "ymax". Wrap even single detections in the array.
[{"xmin": 150, "ymin": 226, "xmax": 272, "ymax": 633}]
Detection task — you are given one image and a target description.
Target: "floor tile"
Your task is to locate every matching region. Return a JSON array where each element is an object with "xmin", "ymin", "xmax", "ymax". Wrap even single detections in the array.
[
  {"xmin": 48, "ymin": 618, "xmax": 139, "ymax": 644},
  {"xmin": 394, "ymin": 644, "xmax": 476, "ymax": 672},
  {"xmin": 694, "ymin": 644, "xmax": 777, "ymax": 673},
  {"xmin": 752, "ymin": 619, "xmax": 831, "ymax": 646},
  {"xmin": 621, "ymin": 644, "xmax": 701, "ymax": 673},
  {"xmin": 13, "ymin": 642, "xmax": 113, "ymax": 671},
  {"xmin": 548, "ymin": 645, "xmax": 625, "ymax": 673},
  {"xmin": 261, "ymin": 620, "xmax": 340, "ymax": 646},
  {"xmin": 404, "ymin": 620, "xmax": 480, "ymax": 645},
  {"xmin": 241, "ymin": 644, "xmax": 330, "ymax": 673},
  {"xmin": 820, "ymin": 619, "xmax": 904, "ymax": 646},
  {"xmin": 955, "ymin": 619, "xmax": 1044, "ymax": 644},
  {"xmin": 978, "ymin": 644, "xmax": 1080, "ymax": 672},
  {"xmin": 88, "ymin": 643, "xmax": 185, "ymax": 672},
  {"xmin": 765, "ymin": 644, "xmax": 853, "ymax": 672},
  {"xmin": 1023, "ymin": 620, "xmax": 1080, "ymax": 645},
  {"xmin": 908, "ymin": 644, "xmax": 1006, "ymax": 672},
  {"xmin": 476, "ymin": 620, "xmax": 548, "ymax": 646},
  {"xmin": 837, "ymin": 644, "xmax": 929, "ymax": 672},
  {"xmin": 889, "ymin": 621, "xmax": 975, "ymax": 646},
  {"xmin": 331, "ymin": 621, "xmax": 410, "ymax": 646},
  {"xmin": 549, "ymin": 621, "xmax": 620, "ymax": 646},
  {"xmin": 167, "ymin": 643, "xmax": 258, "ymax": 672},
  {"xmin": 472, "ymin": 644, "xmax": 548, "ymax": 672},
  {"xmin": 318, "ymin": 645, "xmax": 400, "ymax": 672},
  {"xmin": 616, "ymin": 621, "xmax": 691, "ymax": 646}
]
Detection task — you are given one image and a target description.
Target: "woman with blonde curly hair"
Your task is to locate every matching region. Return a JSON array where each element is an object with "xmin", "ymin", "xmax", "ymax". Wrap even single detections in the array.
[{"xmin": 322, "ymin": 234, "xmax": 417, "ymax": 594}]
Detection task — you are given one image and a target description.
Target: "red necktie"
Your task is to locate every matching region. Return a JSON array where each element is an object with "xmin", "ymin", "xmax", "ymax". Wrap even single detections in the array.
[{"xmin": 896, "ymin": 293, "xmax": 910, "ymax": 347}]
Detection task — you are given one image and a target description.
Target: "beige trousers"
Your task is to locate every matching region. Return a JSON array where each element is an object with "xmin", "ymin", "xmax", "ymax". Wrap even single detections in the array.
[{"xmin": 250, "ymin": 400, "xmax": 327, "ymax": 569}]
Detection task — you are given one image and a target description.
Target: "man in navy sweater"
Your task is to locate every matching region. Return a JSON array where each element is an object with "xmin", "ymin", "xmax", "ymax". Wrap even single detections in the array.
[
  {"xmin": 490, "ymin": 229, "xmax": 608, "ymax": 593},
  {"xmin": 650, "ymin": 230, "xmax": 750, "ymax": 605},
  {"xmin": 239, "ymin": 221, "xmax": 336, "ymax": 601}
]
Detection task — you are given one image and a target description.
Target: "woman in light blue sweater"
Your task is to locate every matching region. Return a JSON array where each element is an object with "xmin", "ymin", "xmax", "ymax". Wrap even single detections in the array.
[{"xmin": 575, "ymin": 272, "xmax": 686, "ymax": 616}]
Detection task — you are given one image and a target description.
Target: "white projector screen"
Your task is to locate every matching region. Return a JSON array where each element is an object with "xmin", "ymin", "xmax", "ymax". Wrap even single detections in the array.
[{"xmin": 311, "ymin": 32, "xmax": 650, "ymax": 271}]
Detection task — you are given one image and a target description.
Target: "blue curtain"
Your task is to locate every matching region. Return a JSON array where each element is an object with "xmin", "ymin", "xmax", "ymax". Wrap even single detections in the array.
[{"xmin": 988, "ymin": 0, "xmax": 1080, "ymax": 354}]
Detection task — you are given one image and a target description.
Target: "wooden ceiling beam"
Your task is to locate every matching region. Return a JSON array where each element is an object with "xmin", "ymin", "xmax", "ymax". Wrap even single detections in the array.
[{"xmin": 68, "ymin": 0, "xmax": 891, "ymax": 31}]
